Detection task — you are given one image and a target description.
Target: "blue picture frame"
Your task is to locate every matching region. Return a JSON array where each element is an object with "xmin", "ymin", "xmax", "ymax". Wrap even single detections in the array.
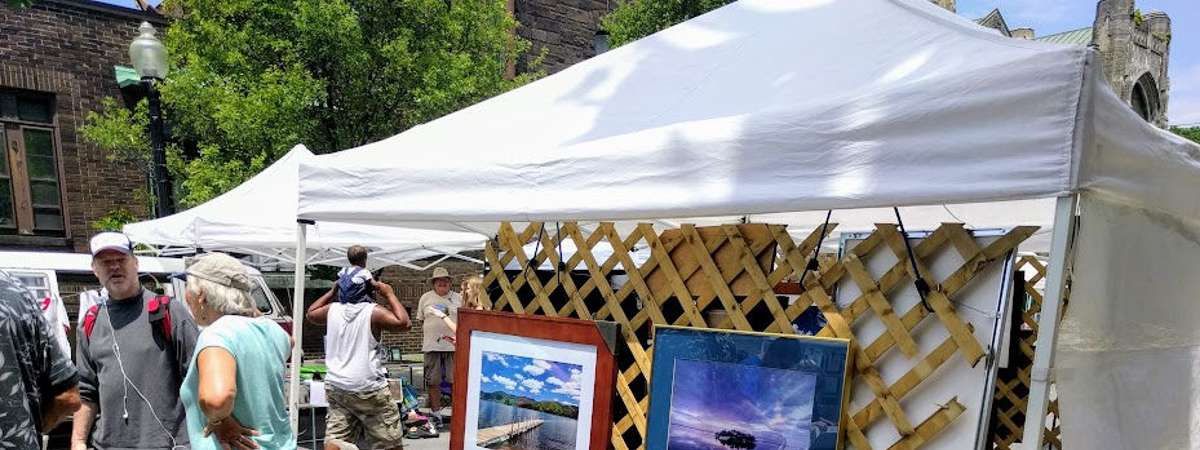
[{"xmin": 646, "ymin": 326, "xmax": 852, "ymax": 450}]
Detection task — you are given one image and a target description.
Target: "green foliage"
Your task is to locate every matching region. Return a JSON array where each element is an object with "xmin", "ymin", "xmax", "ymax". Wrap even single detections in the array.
[
  {"xmin": 1172, "ymin": 126, "xmax": 1200, "ymax": 144},
  {"xmin": 602, "ymin": 0, "xmax": 736, "ymax": 47},
  {"xmin": 1132, "ymin": 8, "xmax": 1145, "ymax": 27},
  {"xmin": 83, "ymin": 0, "xmax": 537, "ymax": 208},
  {"xmin": 480, "ymin": 390, "xmax": 580, "ymax": 419},
  {"xmin": 5, "ymin": 0, "xmax": 35, "ymax": 7},
  {"xmin": 80, "ymin": 98, "xmax": 153, "ymax": 172},
  {"xmin": 92, "ymin": 208, "xmax": 139, "ymax": 232}
]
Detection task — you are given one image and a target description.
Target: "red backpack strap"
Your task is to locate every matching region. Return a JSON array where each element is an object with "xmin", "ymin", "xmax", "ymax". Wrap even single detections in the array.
[
  {"xmin": 82, "ymin": 304, "xmax": 100, "ymax": 340},
  {"xmin": 146, "ymin": 295, "xmax": 173, "ymax": 341}
]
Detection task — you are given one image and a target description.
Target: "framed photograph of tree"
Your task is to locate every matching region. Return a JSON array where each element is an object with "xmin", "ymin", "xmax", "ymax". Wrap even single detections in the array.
[
  {"xmin": 451, "ymin": 309, "xmax": 620, "ymax": 450},
  {"xmin": 645, "ymin": 326, "xmax": 852, "ymax": 450}
]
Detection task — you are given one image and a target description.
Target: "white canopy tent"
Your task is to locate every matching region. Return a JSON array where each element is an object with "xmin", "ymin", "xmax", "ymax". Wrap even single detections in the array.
[
  {"xmin": 295, "ymin": 0, "xmax": 1200, "ymax": 448},
  {"xmin": 124, "ymin": 145, "xmax": 487, "ymax": 270}
]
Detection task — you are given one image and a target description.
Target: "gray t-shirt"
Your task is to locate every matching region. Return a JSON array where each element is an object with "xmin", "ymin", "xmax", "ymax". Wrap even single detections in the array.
[
  {"xmin": 76, "ymin": 289, "xmax": 198, "ymax": 450},
  {"xmin": 0, "ymin": 272, "xmax": 78, "ymax": 448}
]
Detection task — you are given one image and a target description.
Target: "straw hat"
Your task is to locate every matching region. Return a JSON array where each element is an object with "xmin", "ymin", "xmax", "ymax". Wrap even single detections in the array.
[{"xmin": 429, "ymin": 267, "xmax": 451, "ymax": 281}]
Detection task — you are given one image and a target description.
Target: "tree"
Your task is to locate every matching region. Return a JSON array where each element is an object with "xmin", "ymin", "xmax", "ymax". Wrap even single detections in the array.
[
  {"xmin": 82, "ymin": 0, "xmax": 538, "ymax": 208},
  {"xmin": 1172, "ymin": 126, "xmax": 1200, "ymax": 145},
  {"xmin": 601, "ymin": 0, "xmax": 736, "ymax": 47},
  {"xmin": 715, "ymin": 429, "xmax": 757, "ymax": 450}
]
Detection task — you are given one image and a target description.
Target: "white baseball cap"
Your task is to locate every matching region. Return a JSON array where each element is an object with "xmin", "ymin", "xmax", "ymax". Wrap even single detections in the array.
[{"xmin": 89, "ymin": 232, "xmax": 133, "ymax": 257}]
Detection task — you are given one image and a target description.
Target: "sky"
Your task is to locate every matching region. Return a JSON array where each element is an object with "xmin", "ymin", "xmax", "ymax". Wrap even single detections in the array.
[
  {"xmin": 100, "ymin": 0, "xmax": 1198, "ymax": 126},
  {"xmin": 479, "ymin": 351, "xmax": 583, "ymax": 406},
  {"xmin": 668, "ymin": 359, "xmax": 816, "ymax": 450}
]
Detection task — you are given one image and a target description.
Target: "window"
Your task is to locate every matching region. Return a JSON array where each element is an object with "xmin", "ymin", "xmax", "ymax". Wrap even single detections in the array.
[
  {"xmin": 250, "ymin": 279, "xmax": 274, "ymax": 314},
  {"xmin": 0, "ymin": 91, "xmax": 64, "ymax": 236},
  {"xmin": 10, "ymin": 271, "xmax": 54, "ymax": 301}
]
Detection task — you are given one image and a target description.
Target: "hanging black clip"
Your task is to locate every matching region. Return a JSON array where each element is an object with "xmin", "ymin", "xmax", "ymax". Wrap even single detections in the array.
[
  {"xmin": 894, "ymin": 207, "xmax": 935, "ymax": 313},
  {"xmin": 800, "ymin": 210, "xmax": 834, "ymax": 286}
]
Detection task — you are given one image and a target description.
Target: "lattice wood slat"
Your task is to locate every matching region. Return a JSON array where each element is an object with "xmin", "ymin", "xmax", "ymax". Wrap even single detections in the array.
[
  {"xmin": 484, "ymin": 222, "xmax": 1034, "ymax": 450},
  {"xmin": 988, "ymin": 255, "xmax": 1065, "ymax": 450}
]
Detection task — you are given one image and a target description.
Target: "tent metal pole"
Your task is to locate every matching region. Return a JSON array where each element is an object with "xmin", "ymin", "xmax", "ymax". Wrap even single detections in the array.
[
  {"xmin": 288, "ymin": 220, "xmax": 311, "ymax": 434},
  {"xmin": 1022, "ymin": 194, "xmax": 1077, "ymax": 448}
]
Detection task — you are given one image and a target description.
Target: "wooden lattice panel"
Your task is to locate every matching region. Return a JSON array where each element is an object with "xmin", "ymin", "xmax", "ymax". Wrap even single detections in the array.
[
  {"xmin": 988, "ymin": 255, "xmax": 1064, "ymax": 450},
  {"xmin": 482, "ymin": 222, "xmax": 1035, "ymax": 450}
]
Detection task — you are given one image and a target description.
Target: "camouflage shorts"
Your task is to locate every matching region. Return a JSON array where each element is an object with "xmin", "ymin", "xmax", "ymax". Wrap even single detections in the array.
[{"xmin": 325, "ymin": 385, "xmax": 404, "ymax": 450}]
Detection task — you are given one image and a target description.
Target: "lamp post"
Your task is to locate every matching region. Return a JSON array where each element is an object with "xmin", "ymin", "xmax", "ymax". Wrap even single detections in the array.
[{"xmin": 129, "ymin": 21, "xmax": 172, "ymax": 217}]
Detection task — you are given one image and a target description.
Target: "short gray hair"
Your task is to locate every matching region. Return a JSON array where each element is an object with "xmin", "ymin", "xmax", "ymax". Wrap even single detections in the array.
[{"xmin": 187, "ymin": 275, "xmax": 256, "ymax": 316}]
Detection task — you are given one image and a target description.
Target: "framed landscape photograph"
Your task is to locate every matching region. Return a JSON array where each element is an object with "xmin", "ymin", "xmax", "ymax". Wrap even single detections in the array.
[
  {"xmin": 451, "ymin": 309, "xmax": 619, "ymax": 450},
  {"xmin": 646, "ymin": 326, "xmax": 852, "ymax": 450}
]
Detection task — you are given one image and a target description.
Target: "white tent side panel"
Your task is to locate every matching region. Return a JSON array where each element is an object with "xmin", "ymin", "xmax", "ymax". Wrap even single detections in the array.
[{"xmin": 1057, "ymin": 195, "xmax": 1200, "ymax": 450}]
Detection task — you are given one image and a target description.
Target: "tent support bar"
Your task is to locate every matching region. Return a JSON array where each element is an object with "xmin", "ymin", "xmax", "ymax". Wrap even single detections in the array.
[
  {"xmin": 288, "ymin": 221, "xmax": 309, "ymax": 434},
  {"xmin": 1022, "ymin": 194, "xmax": 1078, "ymax": 448}
]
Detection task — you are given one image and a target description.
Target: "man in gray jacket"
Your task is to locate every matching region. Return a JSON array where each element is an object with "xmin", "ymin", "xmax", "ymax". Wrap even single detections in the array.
[{"xmin": 71, "ymin": 232, "xmax": 199, "ymax": 450}]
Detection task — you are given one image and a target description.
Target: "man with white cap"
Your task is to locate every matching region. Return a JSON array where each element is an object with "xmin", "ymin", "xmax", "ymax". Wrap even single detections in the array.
[
  {"xmin": 415, "ymin": 267, "xmax": 461, "ymax": 413},
  {"xmin": 72, "ymin": 232, "xmax": 199, "ymax": 450}
]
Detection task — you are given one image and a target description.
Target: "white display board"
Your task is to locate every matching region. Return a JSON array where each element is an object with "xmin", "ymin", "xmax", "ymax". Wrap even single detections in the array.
[{"xmin": 837, "ymin": 231, "xmax": 1015, "ymax": 450}]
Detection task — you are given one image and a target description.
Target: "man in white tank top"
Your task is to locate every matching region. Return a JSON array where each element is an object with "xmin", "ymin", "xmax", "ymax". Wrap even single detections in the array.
[{"xmin": 306, "ymin": 246, "xmax": 411, "ymax": 449}]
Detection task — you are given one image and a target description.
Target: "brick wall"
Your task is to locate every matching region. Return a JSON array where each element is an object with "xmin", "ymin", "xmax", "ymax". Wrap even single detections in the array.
[
  {"xmin": 294, "ymin": 258, "xmax": 484, "ymax": 360},
  {"xmin": 377, "ymin": 259, "xmax": 483, "ymax": 355},
  {"xmin": 0, "ymin": 0, "xmax": 160, "ymax": 252},
  {"xmin": 514, "ymin": 0, "xmax": 613, "ymax": 75}
]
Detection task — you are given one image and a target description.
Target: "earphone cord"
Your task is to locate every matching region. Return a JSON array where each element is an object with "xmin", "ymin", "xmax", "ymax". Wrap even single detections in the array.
[{"xmin": 102, "ymin": 299, "xmax": 186, "ymax": 450}]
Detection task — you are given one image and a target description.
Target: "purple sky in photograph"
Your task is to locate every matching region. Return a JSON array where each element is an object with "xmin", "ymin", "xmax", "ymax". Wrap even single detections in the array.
[
  {"xmin": 668, "ymin": 359, "xmax": 817, "ymax": 450},
  {"xmin": 479, "ymin": 351, "xmax": 583, "ymax": 406}
]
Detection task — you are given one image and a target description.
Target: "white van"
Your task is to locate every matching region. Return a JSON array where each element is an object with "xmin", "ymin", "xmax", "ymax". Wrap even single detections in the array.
[{"xmin": 0, "ymin": 251, "xmax": 293, "ymax": 337}]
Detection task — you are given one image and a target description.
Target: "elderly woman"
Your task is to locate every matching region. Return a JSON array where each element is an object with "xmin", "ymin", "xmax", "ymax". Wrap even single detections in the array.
[{"xmin": 178, "ymin": 253, "xmax": 294, "ymax": 449}]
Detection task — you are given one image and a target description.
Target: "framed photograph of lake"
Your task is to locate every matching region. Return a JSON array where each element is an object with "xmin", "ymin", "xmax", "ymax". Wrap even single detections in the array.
[
  {"xmin": 645, "ymin": 326, "xmax": 852, "ymax": 450},
  {"xmin": 452, "ymin": 309, "xmax": 619, "ymax": 450}
]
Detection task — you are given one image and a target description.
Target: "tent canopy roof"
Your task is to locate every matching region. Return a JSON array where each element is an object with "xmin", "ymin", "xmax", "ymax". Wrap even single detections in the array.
[
  {"xmin": 295, "ymin": 0, "xmax": 1200, "ymax": 236},
  {"xmin": 125, "ymin": 146, "xmax": 486, "ymax": 268}
]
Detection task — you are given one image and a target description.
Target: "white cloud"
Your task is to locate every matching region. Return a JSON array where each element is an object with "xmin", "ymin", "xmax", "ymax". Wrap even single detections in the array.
[
  {"xmin": 550, "ymin": 368, "xmax": 584, "ymax": 401},
  {"xmin": 523, "ymin": 364, "xmax": 547, "ymax": 376},
  {"xmin": 521, "ymin": 378, "xmax": 545, "ymax": 394},
  {"xmin": 533, "ymin": 359, "xmax": 553, "ymax": 369},
  {"xmin": 484, "ymin": 352, "xmax": 511, "ymax": 367},
  {"xmin": 480, "ymin": 375, "xmax": 491, "ymax": 384},
  {"xmin": 514, "ymin": 373, "xmax": 526, "ymax": 380},
  {"xmin": 491, "ymin": 374, "xmax": 518, "ymax": 391}
]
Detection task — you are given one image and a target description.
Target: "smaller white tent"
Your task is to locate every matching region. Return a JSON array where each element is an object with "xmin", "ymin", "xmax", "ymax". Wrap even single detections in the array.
[{"xmin": 124, "ymin": 145, "xmax": 487, "ymax": 269}]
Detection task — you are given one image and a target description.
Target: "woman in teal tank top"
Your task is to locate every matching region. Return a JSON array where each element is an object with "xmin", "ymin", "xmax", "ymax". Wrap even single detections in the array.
[{"xmin": 178, "ymin": 253, "xmax": 296, "ymax": 449}]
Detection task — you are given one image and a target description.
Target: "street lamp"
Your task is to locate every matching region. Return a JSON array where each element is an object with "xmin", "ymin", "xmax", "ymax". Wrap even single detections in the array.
[{"xmin": 129, "ymin": 21, "xmax": 173, "ymax": 217}]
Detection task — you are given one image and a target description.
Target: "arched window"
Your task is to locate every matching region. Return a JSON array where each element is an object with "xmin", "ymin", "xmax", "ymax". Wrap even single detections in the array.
[{"xmin": 1131, "ymin": 73, "xmax": 1160, "ymax": 123}]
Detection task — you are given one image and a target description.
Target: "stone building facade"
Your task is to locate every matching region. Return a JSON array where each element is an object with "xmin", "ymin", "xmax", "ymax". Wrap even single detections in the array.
[
  {"xmin": 512, "ymin": 0, "xmax": 614, "ymax": 75},
  {"xmin": 1092, "ymin": 0, "xmax": 1171, "ymax": 127},
  {"xmin": 935, "ymin": 0, "xmax": 1172, "ymax": 127},
  {"xmin": 0, "ymin": 0, "xmax": 159, "ymax": 253}
]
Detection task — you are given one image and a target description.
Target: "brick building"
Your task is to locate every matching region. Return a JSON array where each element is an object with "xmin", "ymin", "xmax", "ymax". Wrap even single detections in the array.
[{"xmin": 0, "ymin": 0, "xmax": 159, "ymax": 253}]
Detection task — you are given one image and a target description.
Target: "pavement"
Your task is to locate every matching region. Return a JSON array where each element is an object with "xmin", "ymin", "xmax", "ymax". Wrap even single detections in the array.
[{"xmin": 404, "ymin": 432, "xmax": 451, "ymax": 450}]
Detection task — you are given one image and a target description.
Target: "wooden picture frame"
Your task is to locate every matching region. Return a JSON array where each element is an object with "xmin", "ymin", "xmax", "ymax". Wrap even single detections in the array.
[
  {"xmin": 645, "ymin": 326, "xmax": 853, "ymax": 450},
  {"xmin": 451, "ymin": 309, "xmax": 619, "ymax": 450}
]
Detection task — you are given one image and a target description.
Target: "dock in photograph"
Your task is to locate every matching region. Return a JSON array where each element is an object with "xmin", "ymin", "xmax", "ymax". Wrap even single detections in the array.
[{"xmin": 478, "ymin": 418, "xmax": 545, "ymax": 447}]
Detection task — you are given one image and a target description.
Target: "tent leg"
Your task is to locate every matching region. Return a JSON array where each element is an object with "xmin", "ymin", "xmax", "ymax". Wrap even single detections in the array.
[
  {"xmin": 1022, "ymin": 194, "xmax": 1078, "ymax": 448},
  {"xmin": 288, "ymin": 221, "xmax": 310, "ymax": 435}
]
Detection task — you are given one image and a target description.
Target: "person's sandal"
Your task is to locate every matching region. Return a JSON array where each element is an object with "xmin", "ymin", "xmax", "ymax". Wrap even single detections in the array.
[{"xmin": 405, "ymin": 426, "xmax": 424, "ymax": 439}]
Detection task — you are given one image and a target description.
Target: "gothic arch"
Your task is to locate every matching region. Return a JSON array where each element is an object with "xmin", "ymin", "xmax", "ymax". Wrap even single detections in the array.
[{"xmin": 1130, "ymin": 72, "xmax": 1161, "ymax": 123}]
